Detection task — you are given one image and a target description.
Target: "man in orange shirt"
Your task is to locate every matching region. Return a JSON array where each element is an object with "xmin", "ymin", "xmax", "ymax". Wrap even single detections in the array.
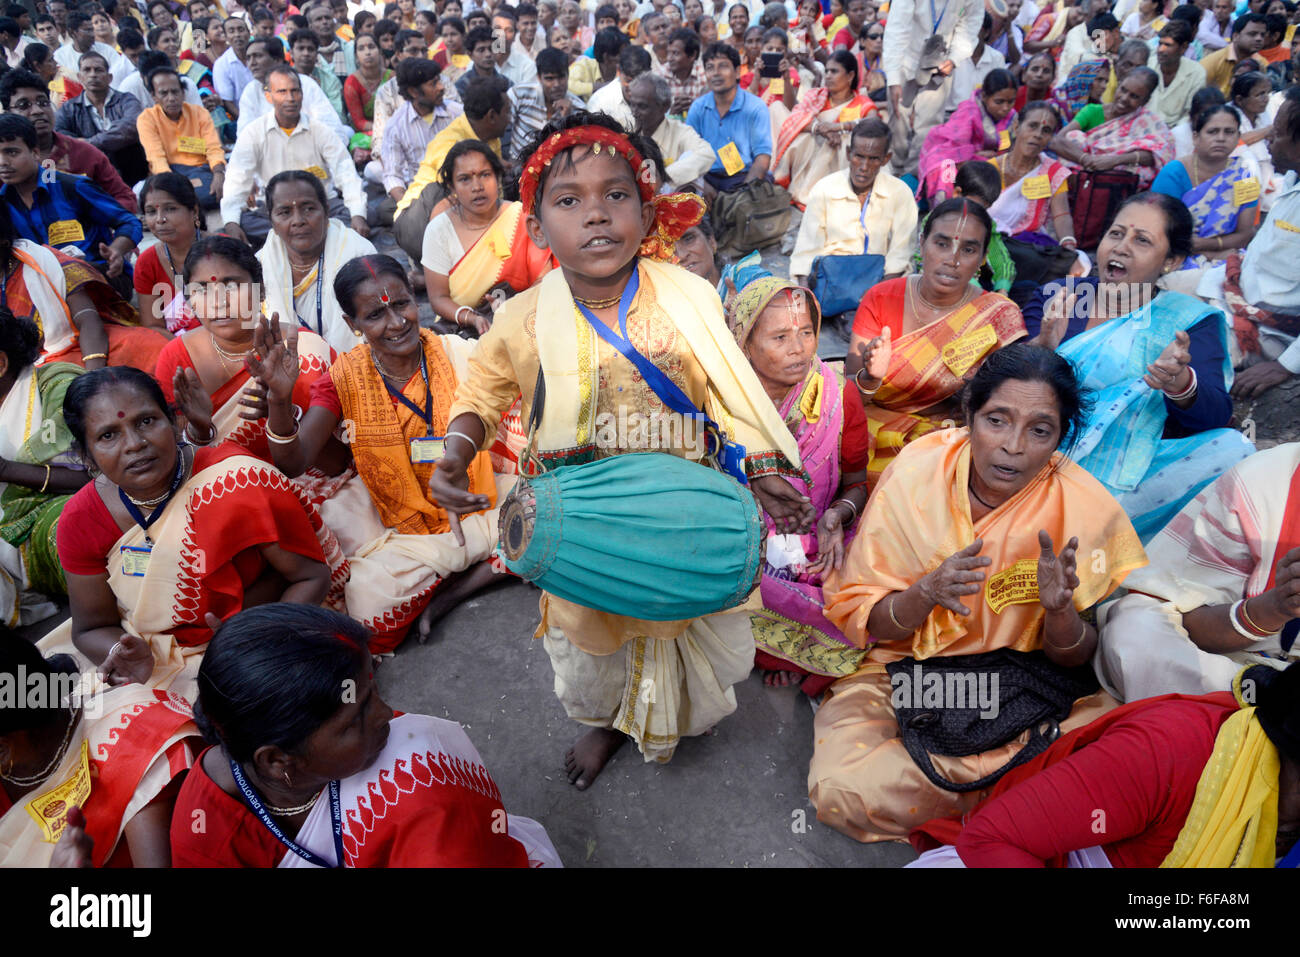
[{"xmin": 136, "ymin": 66, "xmax": 226, "ymax": 208}]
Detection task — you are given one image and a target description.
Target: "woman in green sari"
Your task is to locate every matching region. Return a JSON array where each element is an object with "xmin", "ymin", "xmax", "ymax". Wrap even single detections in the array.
[{"xmin": 0, "ymin": 313, "xmax": 88, "ymax": 626}]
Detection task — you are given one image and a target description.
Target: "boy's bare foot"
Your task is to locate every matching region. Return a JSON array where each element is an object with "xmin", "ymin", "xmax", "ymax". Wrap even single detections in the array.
[
  {"xmin": 762, "ymin": 669, "xmax": 805, "ymax": 688},
  {"xmin": 564, "ymin": 728, "xmax": 625, "ymax": 790}
]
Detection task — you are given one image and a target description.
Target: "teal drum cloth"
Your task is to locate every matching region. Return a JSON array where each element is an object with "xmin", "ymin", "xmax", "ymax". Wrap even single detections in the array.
[{"xmin": 498, "ymin": 453, "xmax": 764, "ymax": 621}]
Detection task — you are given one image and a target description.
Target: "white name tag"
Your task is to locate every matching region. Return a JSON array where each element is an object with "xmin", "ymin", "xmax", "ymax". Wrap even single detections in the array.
[
  {"xmin": 120, "ymin": 544, "xmax": 152, "ymax": 577},
  {"xmin": 410, "ymin": 437, "xmax": 445, "ymax": 463}
]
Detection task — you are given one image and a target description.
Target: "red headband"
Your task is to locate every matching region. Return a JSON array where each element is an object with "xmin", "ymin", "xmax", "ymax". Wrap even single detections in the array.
[{"xmin": 520, "ymin": 125, "xmax": 706, "ymax": 262}]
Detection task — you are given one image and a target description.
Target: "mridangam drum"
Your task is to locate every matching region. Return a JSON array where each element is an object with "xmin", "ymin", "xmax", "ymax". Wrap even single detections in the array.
[{"xmin": 498, "ymin": 452, "xmax": 764, "ymax": 621}]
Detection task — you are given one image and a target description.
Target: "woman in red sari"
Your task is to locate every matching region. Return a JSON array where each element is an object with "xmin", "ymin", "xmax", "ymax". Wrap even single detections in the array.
[
  {"xmin": 170, "ymin": 603, "xmax": 561, "ymax": 867},
  {"xmin": 0, "ymin": 629, "xmax": 201, "ymax": 867},
  {"xmin": 45, "ymin": 366, "xmax": 346, "ymax": 702}
]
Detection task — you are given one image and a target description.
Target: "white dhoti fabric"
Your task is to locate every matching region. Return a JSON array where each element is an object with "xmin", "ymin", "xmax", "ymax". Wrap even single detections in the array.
[{"xmin": 542, "ymin": 607, "xmax": 756, "ymax": 763}]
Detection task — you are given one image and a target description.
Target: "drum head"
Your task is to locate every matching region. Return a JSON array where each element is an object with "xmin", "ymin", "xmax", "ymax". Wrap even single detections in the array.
[{"xmin": 499, "ymin": 478, "xmax": 537, "ymax": 562}]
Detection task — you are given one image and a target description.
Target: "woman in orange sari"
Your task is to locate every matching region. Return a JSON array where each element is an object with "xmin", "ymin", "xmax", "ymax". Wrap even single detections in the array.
[
  {"xmin": 772, "ymin": 49, "xmax": 876, "ymax": 209},
  {"xmin": 422, "ymin": 140, "xmax": 555, "ymax": 337},
  {"xmin": 811, "ymin": 343, "xmax": 1146, "ymax": 843},
  {"xmin": 846, "ymin": 198, "xmax": 1026, "ymax": 489}
]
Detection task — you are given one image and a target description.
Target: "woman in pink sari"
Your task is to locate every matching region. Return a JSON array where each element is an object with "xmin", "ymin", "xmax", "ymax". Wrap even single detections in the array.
[
  {"xmin": 918, "ymin": 69, "xmax": 1019, "ymax": 202},
  {"xmin": 1050, "ymin": 67, "xmax": 1175, "ymax": 190},
  {"xmin": 727, "ymin": 277, "xmax": 872, "ymax": 694}
]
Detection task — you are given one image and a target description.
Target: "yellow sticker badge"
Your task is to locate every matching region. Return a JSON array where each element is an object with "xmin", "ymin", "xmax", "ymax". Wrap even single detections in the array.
[
  {"xmin": 941, "ymin": 323, "xmax": 998, "ymax": 378},
  {"xmin": 985, "ymin": 557, "xmax": 1041, "ymax": 614},
  {"xmin": 177, "ymin": 135, "xmax": 207, "ymax": 155},
  {"xmin": 1021, "ymin": 174, "xmax": 1052, "ymax": 200},
  {"xmin": 46, "ymin": 220, "xmax": 85, "ymax": 245},
  {"xmin": 768, "ymin": 77, "xmax": 784, "ymax": 96},
  {"xmin": 304, "ymin": 165, "xmax": 328, "ymax": 181},
  {"xmin": 26, "ymin": 740, "xmax": 91, "ymax": 843},
  {"xmin": 998, "ymin": 129, "xmax": 1010, "ymax": 151},
  {"xmin": 1233, "ymin": 178, "xmax": 1261, "ymax": 206},
  {"xmin": 717, "ymin": 141, "xmax": 745, "ymax": 176}
]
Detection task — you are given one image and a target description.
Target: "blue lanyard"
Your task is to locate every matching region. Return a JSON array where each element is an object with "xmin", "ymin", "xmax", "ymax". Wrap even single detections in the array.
[
  {"xmin": 229, "ymin": 758, "xmax": 345, "ymax": 868},
  {"xmin": 572, "ymin": 263, "xmax": 748, "ymax": 483},
  {"xmin": 376, "ymin": 350, "xmax": 433, "ymax": 436},
  {"xmin": 295, "ymin": 253, "xmax": 326, "ymax": 338},
  {"xmin": 116, "ymin": 449, "xmax": 186, "ymax": 545},
  {"xmin": 931, "ymin": 0, "xmax": 950, "ymax": 32}
]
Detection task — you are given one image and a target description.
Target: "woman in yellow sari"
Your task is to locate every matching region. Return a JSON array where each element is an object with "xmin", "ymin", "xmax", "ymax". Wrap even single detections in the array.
[
  {"xmin": 0, "ymin": 630, "xmax": 201, "ymax": 867},
  {"xmin": 422, "ymin": 140, "xmax": 555, "ymax": 336},
  {"xmin": 812, "ymin": 343, "xmax": 1146, "ymax": 843},
  {"xmin": 772, "ymin": 49, "xmax": 876, "ymax": 208},
  {"xmin": 846, "ymin": 197, "xmax": 1026, "ymax": 489}
]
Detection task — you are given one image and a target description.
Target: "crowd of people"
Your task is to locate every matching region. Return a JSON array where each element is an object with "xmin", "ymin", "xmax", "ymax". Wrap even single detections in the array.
[{"xmin": 1, "ymin": 0, "xmax": 1299, "ymax": 870}]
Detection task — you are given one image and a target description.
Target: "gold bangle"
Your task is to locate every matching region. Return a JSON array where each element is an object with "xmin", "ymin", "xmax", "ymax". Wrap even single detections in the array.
[
  {"xmin": 81, "ymin": 352, "xmax": 108, "ymax": 362},
  {"xmin": 887, "ymin": 594, "xmax": 906, "ymax": 631},
  {"xmin": 854, "ymin": 365, "xmax": 880, "ymax": 397},
  {"xmin": 1049, "ymin": 617, "xmax": 1088, "ymax": 651},
  {"xmin": 265, "ymin": 423, "xmax": 300, "ymax": 444},
  {"xmin": 40, "ymin": 465, "xmax": 51, "ymax": 494},
  {"xmin": 1238, "ymin": 597, "xmax": 1280, "ymax": 637}
]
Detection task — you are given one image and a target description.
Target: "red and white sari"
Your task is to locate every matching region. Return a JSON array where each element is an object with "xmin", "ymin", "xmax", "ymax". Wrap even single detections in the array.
[
  {"xmin": 0, "ymin": 683, "xmax": 198, "ymax": 867},
  {"xmin": 42, "ymin": 444, "xmax": 348, "ymax": 701}
]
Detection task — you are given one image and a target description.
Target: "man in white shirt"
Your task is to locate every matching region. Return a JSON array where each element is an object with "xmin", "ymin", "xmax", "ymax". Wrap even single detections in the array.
[
  {"xmin": 54, "ymin": 11, "xmax": 128, "ymax": 79},
  {"xmin": 221, "ymin": 65, "xmax": 367, "ymax": 245},
  {"xmin": 214, "ymin": 16, "xmax": 254, "ymax": 118},
  {"xmin": 235, "ymin": 36, "xmax": 350, "ymax": 146},
  {"xmin": 1198, "ymin": 0, "xmax": 1234, "ymax": 52},
  {"xmin": 0, "ymin": 16, "xmax": 29, "ymax": 69},
  {"xmin": 586, "ymin": 42, "xmax": 648, "ymax": 130},
  {"xmin": 883, "ymin": 0, "xmax": 984, "ymax": 177},
  {"xmin": 514, "ymin": 2, "xmax": 546, "ymax": 56},
  {"xmin": 945, "ymin": 13, "xmax": 1007, "ymax": 113},
  {"xmin": 1220, "ymin": 87, "xmax": 1300, "ymax": 397},
  {"xmin": 1148, "ymin": 20, "xmax": 1206, "ymax": 128},
  {"xmin": 492, "ymin": 7, "xmax": 539, "ymax": 85},
  {"xmin": 790, "ymin": 118, "xmax": 917, "ymax": 285},
  {"xmin": 627, "ymin": 72, "xmax": 715, "ymax": 189}
]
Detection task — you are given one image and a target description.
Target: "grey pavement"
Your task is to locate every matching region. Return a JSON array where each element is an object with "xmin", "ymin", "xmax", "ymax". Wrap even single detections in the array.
[{"xmin": 375, "ymin": 578, "xmax": 917, "ymax": 868}]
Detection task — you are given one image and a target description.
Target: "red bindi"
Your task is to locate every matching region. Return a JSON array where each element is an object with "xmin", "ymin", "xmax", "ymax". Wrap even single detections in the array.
[
  {"xmin": 117, "ymin": 411, "xmax": 125, "ymax": 418},
  {"xmin": 210, "ymin": 275, "xmax": 218, "ymax": 282}
]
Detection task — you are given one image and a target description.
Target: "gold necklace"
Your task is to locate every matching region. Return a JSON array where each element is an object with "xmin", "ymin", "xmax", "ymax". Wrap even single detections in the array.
[
  {"xmin": 574, "ymin": 293, "xmax": 621, "ymax": 309},
  {"xmin": 0, "ymin": 704, "xmax": 79, "ymax": 787},
  {"xmin": 914, "ymin": 276, "xmax": 971, "ymax": 314},
  {"xmin": 371, "ymin": 350, "xmax": 416, "ymax": 382},
  {"xmin": 265, "ymin": 787, "xmax": 324, "ymax": 816},
  {"xmin": 209, "ymin": 331, "xmax": 254, "ymax": 366}
]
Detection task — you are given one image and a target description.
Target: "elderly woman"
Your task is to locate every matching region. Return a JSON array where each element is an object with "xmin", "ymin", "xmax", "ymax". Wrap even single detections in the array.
[
  {"xmin": 1151, "ymin": 103, "xmax": 1260, "ymax": 281},
  {"xmin": 772, "ymin": 49, "xmax": 877, "ymax": 208},
  {"xmin": 727, "ymin": 277, "xmax": 871, "ymax": 693},
  {"xmin": 169, "ymin": 603, "xmax": 561, "ymax": 867},
  {"xmin": 1049, "ymin": 67, "xmax": 1175, "ymax": 191},
  {"xmin": 257, "ymin": 170, "xmax": 377, "ymax": 357},
  {"xmin": 918, "ymin": 69, "xmax": 1019, "ymax": 203},
  {"xmin": 252, "ymin": 255, "xmax": 510, "ymax": 651},
  {"xmin": 845, "ymin": 198, "xmax": 1026, "ymax": 489},
  {"xmin": 1096, "ymin": 442, "xmax": 1300, "ymax": 702},
  {"xmin": 45, "ymin": 367, "xmax": 343, "ymax": 701},
  {"xmin": 0, "ymin": 315, "xmax": 86, "ymax": 628},
  {"xmin": 674, "ymin": 213, "xmax": 771, "ymax": 301},
  {"xmin": 0, "ymin": 630, "xmax": 201, "ymax": 867},
  {"xmin": 422, "ymin": 140, "xmax": 555, "ymax": 337},
  {"xmin": 810, "ymin": 343, "xmax": 1146, "ymax": 843},
  {"xmin": 911, "ymin": 663, "xmax": 1300, "ymax": 867},
  {"xmin": 987, "ymin": 100, "xmax": 1077, "ymax": 249},
  {"xmin": 1023, "ymin": 192, "xmax": 1255, "ymax": 540}
]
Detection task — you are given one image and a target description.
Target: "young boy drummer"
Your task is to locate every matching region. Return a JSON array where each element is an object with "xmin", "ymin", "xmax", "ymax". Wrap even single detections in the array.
[{"xmin": 429, "ymin": 112, "xmax": 813, "ymax": 789}]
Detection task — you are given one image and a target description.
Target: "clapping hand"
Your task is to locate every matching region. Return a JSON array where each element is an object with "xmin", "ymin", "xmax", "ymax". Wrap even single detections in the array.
[
  {"xmin": 172, "ymin": 366, "xmax": 214, "ymax": 437},
  {"xmin": 918, "ymin": 538, "xmax": 991, "ymax": 617},
  {"xmin": 1036, "ymin": 529, "xmax": 1079, "ymax": 613},
  {"xmin": 1144, "ymin": 329, "xmax": 1192, "ymax": 395},
  {"xmin": 1034, "ymin": 286, "xmax": 1076, "ymax": 350},
  {"xmin": 855, "ymin": 326, "xmax": 892, "ymax": 388},
  {"xmin": 247, "ymin": 313, "xmax": 300, "ymax": 403}
]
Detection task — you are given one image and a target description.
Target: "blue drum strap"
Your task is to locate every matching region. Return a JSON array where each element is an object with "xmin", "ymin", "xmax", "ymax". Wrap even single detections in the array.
[{"xmin": 573, "ymin": 265, "xmax": 749, "ymax": 484}]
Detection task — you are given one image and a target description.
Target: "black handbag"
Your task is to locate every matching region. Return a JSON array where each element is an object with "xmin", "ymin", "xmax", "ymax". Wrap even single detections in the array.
[{"xmin": 885, "ymin": 648, "xmax": 1100, "ymax": 793}]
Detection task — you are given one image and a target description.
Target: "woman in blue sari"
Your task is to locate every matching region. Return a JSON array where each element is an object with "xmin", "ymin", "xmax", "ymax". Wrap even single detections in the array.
[
  {"xmin": 1150, "ymin": 103, "xmax": 1260, "ymax": 276},
  {"xmin": 1022, "ymin": 192, "xmax": 1255, "ymax": 540}
]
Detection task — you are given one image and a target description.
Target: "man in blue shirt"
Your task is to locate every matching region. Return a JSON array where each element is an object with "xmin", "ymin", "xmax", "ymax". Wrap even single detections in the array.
[
  {"xmin": 686, "ymin": 41, "xmax": 773, "ymax": 199},
  {"xmin": 0, "ymin": 113, "xmax": 141, "ymax": 298}
]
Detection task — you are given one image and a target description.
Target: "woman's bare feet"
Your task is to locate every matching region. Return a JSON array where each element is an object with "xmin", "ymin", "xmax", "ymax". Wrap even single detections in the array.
[
  {"xmin": 762, "ymin": 669, "xmax": 805, "ymax": 688},
  {"xmin": 415, "ymin": 561, "xmax": 502, "ymax": 643},
  {"xmin": 564, "ymin": 728, "xmax": 625, "ymax": 790}
]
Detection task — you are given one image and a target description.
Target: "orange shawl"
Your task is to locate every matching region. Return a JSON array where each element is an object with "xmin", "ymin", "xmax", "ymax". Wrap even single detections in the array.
[
  {"xmin": 774, "ymin": 89, "xmax": 875, "ymax": 169},
  {"xmin": 824, "ymin": 429, "xmax": 1146, "ymax": 662},
  {"xmin": 331, "ymin": 330, "xmax": 497, "ymax": 534}
]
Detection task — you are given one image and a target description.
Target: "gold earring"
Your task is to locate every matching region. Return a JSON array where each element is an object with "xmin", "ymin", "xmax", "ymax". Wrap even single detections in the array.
[
  {"xmin": 283, "ymin": 771, "xmax": 292, "ymax": 787},
  {"xmin": 353, "ymin": 328, "xmax": 363, "ymax": 337}
]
